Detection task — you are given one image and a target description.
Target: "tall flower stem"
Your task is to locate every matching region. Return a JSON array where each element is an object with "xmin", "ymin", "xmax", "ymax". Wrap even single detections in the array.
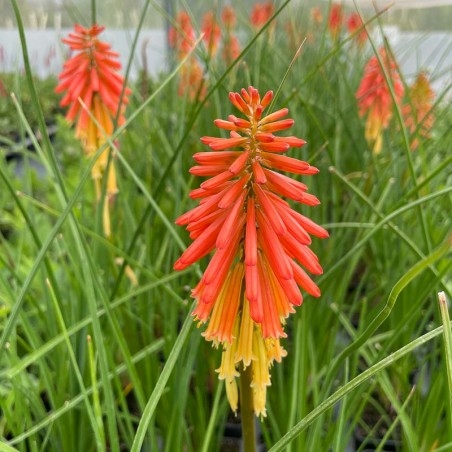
[
  {"xmin": 240, "ymin": 365, "xmax": 257, "ymax": 452},
  {"xmin": 91, "ymin": 0, "xmax": 96, "ymax": 25}
]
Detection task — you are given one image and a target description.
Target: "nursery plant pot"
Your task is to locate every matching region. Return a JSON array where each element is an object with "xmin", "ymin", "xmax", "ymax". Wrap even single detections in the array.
[{"xmin": 220, "ymin": 416, "xmax": 266, "ymax": 451}]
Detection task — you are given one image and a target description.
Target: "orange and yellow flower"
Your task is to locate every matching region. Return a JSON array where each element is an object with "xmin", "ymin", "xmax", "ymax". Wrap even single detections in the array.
[
  {"xmin": 169, "ymin": 11, "xmax": 207, "ymax": 100},
  {"xmin": 174, "ymin": 86, "xmax": 328, "ymax": 416},
  {"xmin": 402, "ymin": 71, "xmax": 435, "ymax": 149},
  {"xmin": 168, "ymin": 11, "xmax": 196, "ymax": 60},
  {"xmin": 346, "ymin": 12, "xmax": 368, "ymax": 48},
  {"xmin": 222, "ymin": 35, "xmax": 241, "ymax": 66},
  {"xmin": 310, "ymin": 6, "xmax": 323, "ymax": 25},
  {"xmin": 222, "ymin": 5, "xmax": 237, "ymax": 30},
  {"xmin": 328, "ymin": 3, "xmax": 343, "ymax": 41},
  {"xmin": 355, "ymin": 48, "xmax": 404, "ymax": 154},
  {"xmin": 201, "ymin": 11, "xmax": 221, "ymax": 57},
  {"xmin": 250, "ymin": 1, "xmax": 276, "ymax": 42},
  {"xmin": 55, "ymin": 24, "xmax": 130, "ymax": 237},
  {"xmin": 250, "ymin": 2, "xmax": 275, "ymax": 28},
  {"xmin": 221, "ymin": 6, "xmax": 241, "ymax": 66},
  {"xmin": 178, "ymin": 58, "xmax": 206, "ymax": 101}
]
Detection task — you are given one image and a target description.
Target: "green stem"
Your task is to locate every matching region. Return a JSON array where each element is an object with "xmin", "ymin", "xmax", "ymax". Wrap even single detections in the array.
[
  {"xmin": 438, "ymin": 291, "xmax": 452, "ymax": 427},
  {"xmin": 91, "ymin": 0, "xmax": 96, "ymax": 25},
  {"xmin": 240, "ymin": 365, "xmax": 257, "ymax": 452}
]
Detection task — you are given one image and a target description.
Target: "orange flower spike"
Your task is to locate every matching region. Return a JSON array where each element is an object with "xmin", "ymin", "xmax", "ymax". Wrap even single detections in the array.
[
  {"xmin": 222, "ymin": 5, "xmax": 237, "ymax": 30},
  {"xmin": 356, "ymin": 48, "xmax": 404, "ymax": 154},
  {"xmin": 201, "ymin": 11, "xmax": 221, "ymax": 57},
  {"xmin": 250, "ymin": 2, "xmax": 275, "ymax": 28},
  {"xmin": 402, "ymin": 71, "xmax": 435, "ymax": 149},
  {"xmin": 310, "ymin": 6, "xmax": 323, "ymax": 25},
  {"xmin": 328, "ymin": 3, "xmax": 343, "ymax": 40},
  {"xmin": 222, "ymin": 35, "xmax": 241, "ymax": 65},
  {"xmin": 177, "ymin": 58, "xmax": 206, "ymax": 100},
  {"xmin": 56, "ymin": 23, "xmax": 130, "ymax": 238},
  {"xmin": 169, "ymin": 11, "xmax": 196, "ymax": 59},
  {"xmin": 56, "ymin": 25, "xmax": 130, "ymax": 121},
  {"xmin": 221, "ymin": 6, "xmax": 241, "ymax": 65},
  {"xmin": 346, "ymin": 12, "xmax": 368, "ymax": 48},
  {"xmin": 174, "ymin": 86, "xmax": 328, "ymax": 416}
]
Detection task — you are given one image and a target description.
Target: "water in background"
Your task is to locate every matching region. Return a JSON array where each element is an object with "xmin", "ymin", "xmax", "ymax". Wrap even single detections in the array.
[
  {"xmin": 0, "ymin": 27, "xmax": 451, "ymax": 94},
  {"xmin": 0, "ymin": 28, "xmax": 168, "ymax": 80}
]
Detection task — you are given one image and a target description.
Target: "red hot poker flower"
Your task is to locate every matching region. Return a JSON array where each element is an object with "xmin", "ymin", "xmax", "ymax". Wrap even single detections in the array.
[
  {"xmin": 222, "ymin": 5, "xmax": 237, "ymax": 30},
  {"xmin": 55, "ymin": 24, "xmax": 130, "ymax": 237},
  {"xmin": 402, "ymin": 71, "xmax": 435, "ymax": 149},
  {"xmin": 328, "ymin": 3, "xmax": 343, "ymax": 41},
  {"xmin": 201, "ymin": 11, "xmax": 221, "ymax": 57},
  {"xmin": 222, "ymin": 35, "xmax": 241, "ymax": 66},
  {"xmin": 346, "ymin": 12, "xmax": 368, "ymax": 48},
  {"xmin": 221, "ymin": 6, "xmax": 241, "ymax": 65},
  {"xmin": 56, "ymin": 24, "xmax": 129, "ymax": 136},
  {"xmin": 168, "ymin": 11, "xmax": 207, "ymax": 99},
  {"xmin": 250, "ymin": 2, "xmax": 275, "ymax": 28},
  {"xmin": 310, "ymin": 6, "xmax": 323, "ymax": 25},
  {"xmin": 174, "ymin": 86, "xmax": 328, "ymax": 417},
  {"xmin": 355, "ymin": 48, "xmax": 404, "ymax": 154},
  {"xmin": 178, "ymin": 58, "xmax": 206, "ymax": 101},
  {"xmin": 168, "ymin": 11, "xmax": 196, "ymax": 60}
]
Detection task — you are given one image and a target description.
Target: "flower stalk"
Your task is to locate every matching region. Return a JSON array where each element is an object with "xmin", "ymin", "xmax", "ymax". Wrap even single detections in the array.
[{"xmin": 240, "ymin": 364, "xmax": 257, "ymax": 452}]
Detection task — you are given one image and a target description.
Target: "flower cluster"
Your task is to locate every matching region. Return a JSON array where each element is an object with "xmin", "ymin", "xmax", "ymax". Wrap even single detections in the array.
[
  {"xmin": 169, "ymin": 9, "xmax": 242, "ymax": 99},
  {"xmin": 221, "ymin": 6, "xmax": 241, "ymax": 65},
  {"xmin": 169, "ymin": 11, "xmax": 205, "ymax": 100},
  {"xmin": 327, "ymin": 4, "xmax": 369, "ymax": 46},
  {"xmin": 168, "ymin": 11, "xmax": 196, "ymax": 60},
  {"xmin": 346, "ymin": 13, "xmax": 368, "ymax": 48},
  {"xmin": 201, "ymin": 11, "xmax": 222, "ymax": 57},
  {"xmin": 328, "ymin": 3, "xmax": 343, "ymax": 41},
  {"xmin": 402, "ymin": 71, "xmax": 435, "ymax": 149},
  {"xmin": 355, "ymin": 48, "xmax": 404, "ymax": 154},
  {"xmin": 174, "ymin": 86, "xmax": 328, "ymax": 416},
  {"xmin": 55, "ymin": 24, "xmax": 130, "ymax": 237},
  {"xmin": 250, "ymin": 2, "xmax": 275, "ymax": 29}
]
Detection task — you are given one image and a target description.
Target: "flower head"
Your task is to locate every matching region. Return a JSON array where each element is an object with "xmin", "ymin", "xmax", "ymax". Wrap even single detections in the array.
[
  {"xmin": 250, "ymin": 2, "xmax": 275, "ymax": 28},
  {"xmin": 346, "ymin": 12, "xmax": 368, "ymax": 48},
  {"xmin": 178, "ymin": 58, "xmax": 206, "ymax": 100},
  {"xmin": 201, "ymin": 11, "xmax": 221, "ymax": 57},
  {"xmin": 174, "ymin": 86, "xmax": 328, "ymax": 416},
  {"xmin": 169, "ymin": 11, "xmax": 196, "ymax": 60},
  {"xmin": 168, "ymin": 11, "xmax": 207, "ymax": 99},
  {"xmin": 221, "ymin": 6, "xmax": 241, "ymax": 65},
  {"xmin": 222, "ymin": 35, "xmax": 241, "ymax": 66},
  {"xmin": 55, "ymin": 24, "xmax": 130, "ymax": 237},
  {"xmin": 56, "ymin": 24, "xmax": 129, "ymax": 140},
  {"xmin": 355, "ymin": 48, "xmax": 404, "ymax": 154},
  {"xmin": 310, "ymin": 6, "xmax": 323, "ymax": 25},
  {"xmin": 222, "ymin": 5, "xmax": 237, "ymax": 30},
  {"xmin": 328, "ymin": 3, "xmax": 343, "ymax": 41},
  {"xmin": 402, "ymin": 71, "xmax": 435, "ymax": 149}
]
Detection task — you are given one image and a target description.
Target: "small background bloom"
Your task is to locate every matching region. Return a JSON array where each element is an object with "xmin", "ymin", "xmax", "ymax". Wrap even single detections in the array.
[
  {"xmin": 402, "ymin": 70, "xmax": 435, "ymax": 149},
  {"xmin": 55, "ymin": 23, "xmax": 130, "ymax": 237},
  {"xmin": 355, "ymin": 47, "xmax": 404, "ymax": 154}
]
